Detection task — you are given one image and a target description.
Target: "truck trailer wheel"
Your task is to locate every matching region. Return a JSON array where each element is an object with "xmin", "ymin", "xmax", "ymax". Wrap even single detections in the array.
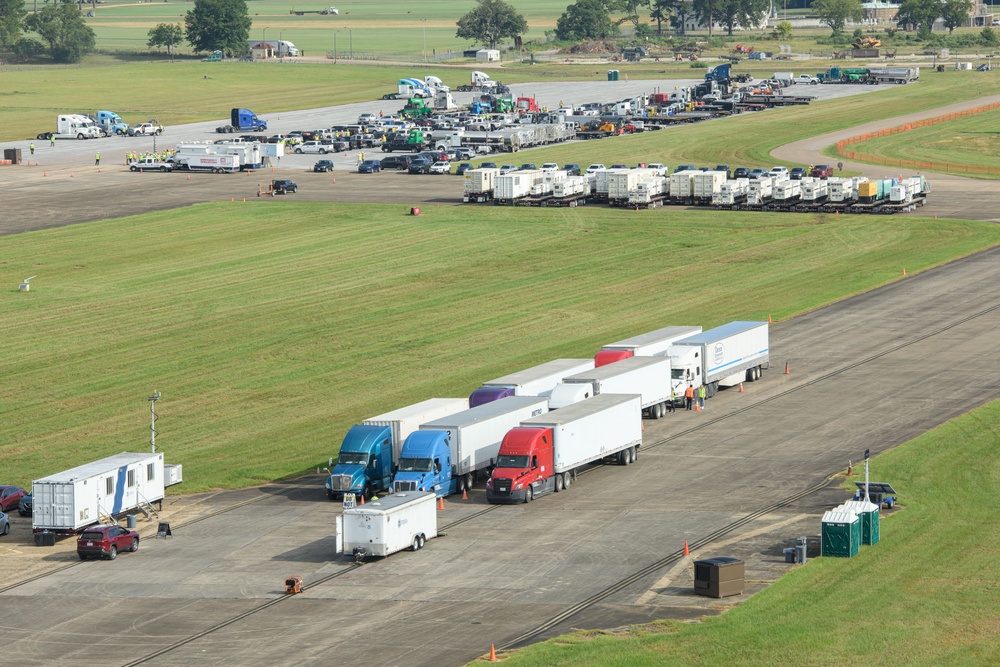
[
  {"xmin": 562, "ymin": 472, "xmax": 572, "ymax": 490},
  {"xmin": 411, "ymin": 535, "xmax": 421, "ymax": 551},
  {"xmin": 555, "ymin": 474, "xmax": 564, "ymax": 492},
  {"xmin": 524, "ymin": 486, "xmax": 533, "ymax": 503}
]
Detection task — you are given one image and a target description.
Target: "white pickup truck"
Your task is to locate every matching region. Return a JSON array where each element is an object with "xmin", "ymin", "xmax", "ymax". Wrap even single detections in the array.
[
  {"xmin": 129, "ymin": 157, "xmax": 173, "ymax": 172},
  {"xmin": 794, "ymin": 74, "xmax": 820, "ymax": 85},
  {"xmin": 127, "ymin": 122, "xmax": 163, "ymax": 137}
]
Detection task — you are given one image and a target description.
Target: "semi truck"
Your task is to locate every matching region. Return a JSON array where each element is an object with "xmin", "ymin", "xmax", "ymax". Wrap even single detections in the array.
[
  {"xmin": 469, "ymin": 358, "xmax": 595, "ymax": 408},
  {"xmin": 325, "ymin": 398, "xmax": 469, "ymax": 501},
  {"xmin": 595, "ymin": 325, "xmax": 702, "ymax": 367},
  {"xmin": 486, "ymin": 393, "xmax": 643, "ymax": 503},
  {"xmin": 216, "ymin": 108, "xmax": 268, "ymax": 133},
  {"xmin": 338, "ymin": 491, "xmax": 437, "ymax": 561},
  {"xmin": 548, "ymin": 356, "xmax": 674, "ymax": 418},
  {"xmin": 392, "ymin": 395, "xmax": 548, "ymax": 497},
  {"xmin": 668, "ymin": 321, "xmax": 769, "ymax": 399},
  {"xmin": 36, "ymin": 114, "xmax": 102, "ymax": 140},
  {"xmin": 94, "ymin": 110, "xmax": 129, "ymax": 136}
]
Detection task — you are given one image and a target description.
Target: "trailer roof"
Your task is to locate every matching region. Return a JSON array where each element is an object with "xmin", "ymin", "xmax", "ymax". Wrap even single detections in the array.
[
  {"xmin": 420, "ymin": 395, "xmax": 548, "ymax": 430},
  {"xmin": 602, "ymin": 325, "xmax": 702, "ymax": 350},
  {"xmin": 345, "ymin": 491, "xmax": 435, "ymax": 515},
  {"xmin": 521, "ymin": 393, "xmax": 640, "ymax": 426},
  {"xmin": 365, "ymin": 398, "xmax": 468, "ymax": 423},
  {"xmin": 34, "ymin": 452, "xmax": 161, "ymax": 484},
  {"xmin": 674, "ymin": 321, "xmax": 766, "ymax": 345},
  {"xmin": 483, "ymin": 359, "xmax": 593, "ymax": 387},
  {"xmin": 563, "ymin": 355, "xmax": 668, "ymax": 381}
]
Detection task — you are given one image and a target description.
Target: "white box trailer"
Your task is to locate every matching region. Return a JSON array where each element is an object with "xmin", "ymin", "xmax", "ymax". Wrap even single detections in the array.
[
  {"xmin": 464, "ymin": 167, "xmax": 499, "ymax": 202},
  {"xmin": 669, "ymin": 321, "xmax": 769, "ymax": 398},
  {"xmin": 596, "ymin": 325, "xmax": 703, "ymax": 367},
  {"xmin": 549, "ymin": 356, "xmax": 673, "ymax": 418},
  {"xmin": 418, "ymin": 395, "xmax": 549, "ymax": 478},
  {"xmin": 524, "ymin": 394, "xmax": 643, "ymax": 475},
  {"xmin": 470, "ymin": 358, "xmax": 595, "ymax": 407},
  {"xmin": 363, "ymin": 398, "xmax": 470, "ymax": 461},
  {"xmin": 32, "ymin": 452, "xmax": 169, "ymax": 534},
  {"xmin": 553, "ymin": 176, "xmax": 590, "ymax": 198},
  {"xmin": 629, "ymin": 177, "xmax": 669, "ymax": 205},
  {"xmin": 338, "ymin": 491, "xmax": 437, "ymax": 560},
  {"xmin": 172, "ymin": 153, "xmax": 240, "ymax": 173}
]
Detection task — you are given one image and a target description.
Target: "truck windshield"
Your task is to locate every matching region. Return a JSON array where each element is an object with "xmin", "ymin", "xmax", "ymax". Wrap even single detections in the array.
[
  {"xmin": 337, "ymin": 451, "xmax": 368, "ymax": 465},
  {"xmin": 495, "ymin": 454, "xmax": 529, "ymax": 468},
  {"xmin": 671, "ymin": 369, "xmax": 686, "ymax": 379},
  {"xmin": 397, "ymin": 458, "xmax": 432, "ymax": 472}
]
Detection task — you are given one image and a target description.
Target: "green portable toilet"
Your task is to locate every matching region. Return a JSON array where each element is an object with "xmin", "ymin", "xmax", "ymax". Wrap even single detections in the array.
[
  {"xmin": 821, "ymin": 510, "xmax": 860, "ymax": 558},
  {"xmin": 838, "ymin": 500, "xmax": 880, "ymax": 545},
  {"xmin": 607, "ymin": 70, "xmax": 614, "ymax": 81}
]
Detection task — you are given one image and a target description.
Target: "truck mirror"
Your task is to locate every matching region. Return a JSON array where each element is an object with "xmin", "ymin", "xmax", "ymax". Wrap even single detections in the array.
[
  {"xmin": 328, "ymin": 457, "xmax": 333, "ymax": 467},
  {"xmin": 323, "ymin": 467, "xmax": 330, "ymax": 474}
]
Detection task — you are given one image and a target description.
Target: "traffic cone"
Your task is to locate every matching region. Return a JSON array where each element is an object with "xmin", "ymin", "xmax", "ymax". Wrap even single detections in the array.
[
  {"xmin": 767, "ymin": 313, "xmax": 772, "ymax": 324},
  {"xmin": 489, "ymin": 644, "xmax": 497, "ymax": 662},
  {"xmin": 847, "ymin": 461, "xmax": 853, "ymax": 476},
  {"xmin": 694, "ymin": 402, "xmax": 700, "ymax": 412},
  {"xmin": 187, "ymin": 175, "xmax": 191, "ymax": 180},
  {"xmin": 70, "ymin": 173, "xmax": 74, "ymax": 177},
  {"xmin": 43, "ymin": 171, "xmax": 46, "ymax": 177},
  {"xmin": 359, "ymin": 494, "xmax": 364, "ymax": 505},
  {"xmin": 683, "ymin": 541, "xmax": 689, "ymax": 556},
  {"xmin": 739, "ymin": 383, "xmax": 744, "ymax": 393},
  {"xmin": 231, "ymin": 197, "xmax": 234, "ymax": 202},
  {"xmin": 462, "ymin": 488, "xmax": 468, "ymax": 500},
  {"xmin": 438, "ymin": 497, "xmax": 445, "ymax": 510},
  {"xmin": 332, "ymin": 178, "xmax": 336, "ymax": 184},
  {"xmin": 902, "ymin": 268, "xmax": 907, "ymax": 276},
  {"xmin": 784, "ymin": 362, "xmax": 790, "ymax": 375}
]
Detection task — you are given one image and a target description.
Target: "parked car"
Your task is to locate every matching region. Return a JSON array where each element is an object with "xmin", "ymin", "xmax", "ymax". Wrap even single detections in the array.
[
  {"xmin": 408, "ymin": 158, "xmax": 433, "ymax": 174},
  {"xmin": 380, "ymin": 155, "xmax": 416, "ymax": 170},
  {"xmin": 480, "ymin": 162, "xmax": 498, "ymax": 169},
  {"xmin": 313, "ymin": 160, "xmax": 335, "ymax": 173},
  {"xmin": 271, "ymin": 179, "xmax": 297, "ymax": 194},
  {"xmin": 673, "ymin": 164, "xmax": 695, "ymax": 173},
  {"xmin": 715, "ymin": 164, "xmax": 730, "ymax": 177},
  {"xmin": 769, "ymin": 166, "xmax": 789, "ymax": 177},
  {"xmin": 749, "ymin": 168, "xmax": 769, "ymax": 179},
  {"xmin": 732, "ymin": 167, "xmax": 750, "ymax": 179},
  {"xmin": 789, "ymin": 167, "xmax": 807, "ymax": 180},
  {"xmin": 585, "ymin": 163, "xmax": 606, "ymax": 175},
  {"xmin": 295, "ymin": 141, "xmax": 332, "ymax": 155},
  {"xmin": 0, "ymin": 486, "xmax": 26, "ymax": 512},
  {"xmin": 453, "ymin": 148, "xmax": 475, "ymax": 160},
  {"xmin": 499, "ymin": 164, "xmax": 518, "ymax": 175},
  {"xmin": 127, "ymin": 122, "xmax": 163, "ymax": 137},
  {"xmin": 455, "ymin": 162, "xmax": 474, "ymax": 176},
  {"xmin": 358, "ymin": 159, "xmax": 382, "ymax": 173},
  {"xmin": 609, "ymin": 163, "xmax": 628, "ymax": 170},
  {"xmin": 357, "ymin": 113, "xmax": 378, "ymax": 124},
  {"xmin": 17, "ymin": 493, "xmax": 31, "ymax": 517},
  {"xmin": 0, "ymin": 510, "xmax": 8, "ymax": 536},
  {"xmin": 77, "ymin": 524, "xmax": 139, "ymax": 560},
  {"xmin": 646, "ymin": 163, "xmax": 668, "ymax": 176},
  {"xmin": 563, "ymin": 163, "xmax": 581, "ymax": 176},
  {"xmin": 541, "ymin": 163, "xmax": 559, "ymax": 172},
  {"xmin": 519, "ymin": 163, "xmax": 538, "ymax": 171},
  {"xmin": 795, "ymin": 74, "xmax": 820, "ymax": 85},
  {"xmin": 811, "ymin": 164, "xmax": 834, "ymax": 179},
  {"xmin": 429, "ymin": 161, "xmax": 451, "ymax": 175}
]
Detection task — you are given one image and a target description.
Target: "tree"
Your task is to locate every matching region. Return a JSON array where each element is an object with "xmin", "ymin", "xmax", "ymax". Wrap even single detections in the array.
[
  {"xmin": 649, "ymin": 0, "xmax": 676, "ymax": 35},
  {"xmin": 775, "ymin": 19, "xmax": 793, "ymax": 38},
  {"xmin": 895, "ymin": 0, "xmax": 941, "ymax": 34},
  {"xmin": 185, "ymin": 0, "xmax": 251, "ymax": 55},
  {"xmin": 672, "ymin": 0, "xmax": 695, "ymax": 34},
  {"xmin": 148, "ymin": 22, "xmax": 183, "ymax": 54},
  {"xmin": 692, "ymin": 0, "xmax": 723, "ymax": 36},
  {"xmin": 23, "ymin": 4, "xmax": 95, "ymax": 63},
  {"xmin": 0, "ymin": 0, "xmax": 26, "ymax": 48},
  {"xmin": 812, "ymin": 0, "xmax": 864, "ymax": 33},
  {"xmin": 556, "ymin": 0, "xmax": 617, "ymax": 39},
  {"xmin": 616, "ymin": 0, "xmax": 651, "ymax": 32},
  {"xmin": 940, "ymin": 0, "xmax": 972, "ymax": 34},
  {"xmin": 456, "ymin": 0, "xmax": 528, "ymax": 50},
  {"xmin": 982, "ymin": 26, "xmax": 999, "ymax": 46},
  {"xmin": 737, "ymin": 0, "xmax": 771, "ymax": 33}
]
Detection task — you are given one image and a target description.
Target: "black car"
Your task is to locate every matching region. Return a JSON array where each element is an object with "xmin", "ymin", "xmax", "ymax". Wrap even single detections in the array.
[
  {"xmin": 732, "ymin": 167, "xmax": 750, "ymax": 179},
  {"xmin": 271, "ymin": 179, "xmax": 297, "ymax": 194},
  {"xmin": 408, "ymin": 158, "xmax": 433, "ymax": 174},
  {"xmin": 789, "ymin": 167, "xmax": 807, "ymax": 180},
  {"xmin": 563, "ymin": 163, "xmax": 581, "ymax": 176},
  {"xmin": 313, "ymin": 160, "xmax": 334, "ymax": 173},
  {"xmin": 455, "ymin": 162, "xmax": 474, "ymax": 176},
  {"xmin": 519, "ymin": 163, "xmax": 538, "ymax": 171},
  {"xmin": 380, "ymin": 155, "xmax": 417, "ymax": 170},
  {"xmin": 715, "ymin": 164, "xmax": 730, "ymax": 177},
  {"xmin": 674, "ymin": 164, "xmax": 696, "ymax": 173},
  {"xmin": 480, "ymin": 162, "xmax": 498, "ymax": 169},
  {"xmin": 18, "ymin": 493, "xmax": 31, "ymax": 517}
]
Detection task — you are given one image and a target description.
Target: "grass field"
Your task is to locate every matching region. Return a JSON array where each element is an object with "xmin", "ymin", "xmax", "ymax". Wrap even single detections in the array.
[
  {"xmin": 832, "ymin": 107, "xmax": 1000, "ymax": 179},
  {"xmin": 1, "ymin": 204, "xmax": 998, "ymax": 492},
  {"xmin": 472, "ymin": 397, "xmax": 1000, "ymax": 666}
]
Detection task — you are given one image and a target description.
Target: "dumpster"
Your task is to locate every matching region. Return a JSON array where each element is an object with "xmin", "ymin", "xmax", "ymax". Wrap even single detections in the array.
[{"xmin": 694, "ymin": 557, "xmax": 744, "ymax": 598}]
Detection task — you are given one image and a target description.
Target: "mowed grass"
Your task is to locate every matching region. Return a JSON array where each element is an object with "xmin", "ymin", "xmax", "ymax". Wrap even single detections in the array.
[
  {"xmin": 836, "ymin": 107, "xmax": 1000, "ymax": 179},
  {"xmin": 1, "ymin": 203, "xmax": 999, "ymax": 492},
  {"xmin": 472, "ymin": 398, "xmax": 1000, "ymax": 667}
]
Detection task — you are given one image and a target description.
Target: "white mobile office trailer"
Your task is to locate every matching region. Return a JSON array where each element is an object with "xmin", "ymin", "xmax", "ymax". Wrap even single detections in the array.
[
  {"xmin": 32, "ymin": 452, "xmax": 175, "ymax": 534},
  {"xmin": 338, "ymin": 491, "xmax": 438, "ymax": 559}
]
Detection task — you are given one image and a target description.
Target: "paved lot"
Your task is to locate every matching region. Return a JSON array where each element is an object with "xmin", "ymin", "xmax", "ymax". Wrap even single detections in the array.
[{"xmin": 3, "ymin": 243, "xmax": 999, "ymax": 666}]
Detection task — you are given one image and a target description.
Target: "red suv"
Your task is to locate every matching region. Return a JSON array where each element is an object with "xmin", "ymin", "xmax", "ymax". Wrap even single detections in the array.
[
  {"xmin": 77, "ymin": 525, "xmax": 139, "ymax": 560},
  {"xmin": 810, "ymin": 164, "xmax": 833, "ymax": 179},
  {"xmin": 0, "ymin": 486, "xmax": 27, "ymax": 512}
]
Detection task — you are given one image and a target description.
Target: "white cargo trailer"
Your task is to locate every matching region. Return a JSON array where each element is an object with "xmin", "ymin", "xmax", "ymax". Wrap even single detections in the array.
[
  {"xmin": 363, "ymin": 398, "xmax": 470, "ymax": 461},
  {"xmin": 494, "ymin": 171, "xmax": 541, "ymax": 203},
  {"xmin": 32, "ymin": 452, "xmax": 170, "ymax": 534},
  {"xmin": 596, "ymin": 325, "xmax": 702, "ymax": 367},
  {"xmin": 548, "ymin": 356, "xmax": 673, "ymax": 418},
  {"xmin": 470, "ymin": 358, "xmax": 595, "ymax": 407},
  {"xmin": 338, "ymin": 491, "xmax": 437, "ymax": 560},
  {"xmin": 669, "ymin": 321, "xmax": 769, "ymax": 398},
  {"xmin": 463, "ymin": 167, "xmax": 499, "ymax": 202}
]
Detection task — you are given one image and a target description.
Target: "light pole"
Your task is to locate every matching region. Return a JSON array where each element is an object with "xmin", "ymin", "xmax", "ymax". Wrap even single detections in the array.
[
  {"xmin": 279, "ymin": 30, "xmax": 284, "ymax": 60},
  {"xmin": 262, "ymin": 26, "xmax": 270, "ymax": 58},
  {"xmin": 333, "ymin": 29, "xmax": 340, "ymax": 62},
  {"xmin": 420, "ymin": 19, "xmax": 427, "ymax": 62},
  {"xmin": 347, "ymin": 27, "xmax": 353, "ymax": 59}
]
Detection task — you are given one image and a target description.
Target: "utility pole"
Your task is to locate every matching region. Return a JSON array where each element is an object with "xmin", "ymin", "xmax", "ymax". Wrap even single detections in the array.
[{"xmin": 148, "ymin": 391, "xmax": 161, "ymax": 453}]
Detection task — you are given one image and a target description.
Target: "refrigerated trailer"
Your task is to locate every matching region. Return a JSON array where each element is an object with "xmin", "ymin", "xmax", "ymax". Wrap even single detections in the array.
[
  {"xmin": 548, "ymin": 356, "xmax": 673, "ymax": 418},
  {"xmin": 669, "ymin": 321, "xmax": 769, "ymax": 398},
  {"xmin": 337, "ymin": 491, "xmax": 438, "ymax": 560},
  {"xmin": 32, "ymin": 452, "xmax": 172, "ymax": 535},
  {"xmin": 469, "ymin": 358, "xmax": 595, "ymax": 407},
  {"xmin": 486, "ymin": 394, "xmax": 643, "ymax": 503}
]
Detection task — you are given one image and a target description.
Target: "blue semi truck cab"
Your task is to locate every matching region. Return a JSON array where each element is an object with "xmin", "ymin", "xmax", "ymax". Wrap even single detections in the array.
[
  {"xmin": 325, "ymin": 424, "xmax": 394, "ymax": 501},
  {"xmin": 392, "ymin": 431, "xmax": 455, "ymax": 498}
]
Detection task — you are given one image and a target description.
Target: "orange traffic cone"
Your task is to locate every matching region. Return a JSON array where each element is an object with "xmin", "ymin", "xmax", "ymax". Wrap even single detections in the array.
[
  {"xmin": 489, "ymin": 644, "xmax": 497, "ymax": 662},
  {"xmin": 694, "ymin": 402, "xmax": 700, "ymax": 412},
  {"xmin": 902, "ymin": 268, "xmax": 907, "ymax": 276},
  {"xmin": 847, "ymin": 461, "xmax": 853, "ymax": 476},
  {"xmin": 43, "ymin": 171, "xmax": 46, "ymax": 177},
  {"xmin": 332, "ymin": 178, "xmax": 336, "ymax": 184},
  {"xmin": 438, "ymin": 497, "xmax": 445, "ymax": 510},
  {"xmin": 70, "ymin": 173, "xmax": 74, "ymax": 177},
  {"xmin": 462, "ymin": 488, "xmax": 468, "ymax": 500},
  {"xmin": 359, "ymin": 494, "xmax": 364, "ymax": 505},
  {"xmin": 683, "ymin": 541, "xmax": 689, "ymax": 556},
  {"xmin": 784, "ymin": 362, "xmax": 790, "ymax": 375},
  {"xmin": 739, "ymin": 383, "xmax": 744, "ymax": 393},
  {"xmin": 767, "ymin": 313, "xmax": 772, "ymax": 324},
  {"xmin": 187, "ymin": 174, "xmax": 191, "ymax": 180}
]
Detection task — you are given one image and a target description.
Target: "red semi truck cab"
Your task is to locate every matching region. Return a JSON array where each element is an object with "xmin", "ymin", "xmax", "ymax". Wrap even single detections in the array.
[
  {"xmin": 594, "ymin": 349, "xmax": 633, "ymax": 367},
  {"xmin": 486, "ymin": 427, "xmax": 554, "ymax": 503}
]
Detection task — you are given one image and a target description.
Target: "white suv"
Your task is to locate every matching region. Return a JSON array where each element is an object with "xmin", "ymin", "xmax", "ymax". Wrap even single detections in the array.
[
  {"xmin": 585, "ymin": 163, "xmax": 607, "ymax": 175},
  {"xmin": 769, "ymin": 166, "xmax": 789, "ymax": 177},
  {"xmin": 541, "ymin": 163, "xmax": 559, "ymax": 172},
  {"xmin": 294, "ymin": 141, "xmax": 331, "ymax": 154}
]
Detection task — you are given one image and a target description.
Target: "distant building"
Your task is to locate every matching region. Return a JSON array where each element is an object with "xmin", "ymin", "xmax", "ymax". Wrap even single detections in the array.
[
  {"xmin": 861, "ymin": 2, "xmax": 900, "ymax": 23},
  {"xmin": 676, "ymin": 0, "xmax": 771, "ymax": 32}
]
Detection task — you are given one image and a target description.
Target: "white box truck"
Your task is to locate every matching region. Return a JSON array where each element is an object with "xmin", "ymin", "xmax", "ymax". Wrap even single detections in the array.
[
  {"xmin": 549, "ymin": 356, "xmax": 673, "ymax": 418},
  {"xmin": 595, "ymin": 325, "xmax": 703, "ymax": 367},
  {"xmin": 469, "ymin": 358, "xmax": 596, "ymax": 407},
  {"xmin": 338, "ymin": 491, "xmax": 437, "ymax": 560},
  {"xmin": 669, "ymin": 321, "xmax": 769, "ymax": 399},
  {"xmin": 487, "ymin": 394, "xmax": 643, "ymax": 503},
  {"xmin": 32, "ymin": 452, "xmax": 169, "ymax": 535}
]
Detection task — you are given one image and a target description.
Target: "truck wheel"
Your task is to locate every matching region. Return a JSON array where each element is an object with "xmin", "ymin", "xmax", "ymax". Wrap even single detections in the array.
[
  {"xmin": 130, "ymin": 166, "xmax": 138, "ymax": 172},
  {"xmin": 524, "ymin": 486, "xmax": 533, "ymax": 503},
  {"xmin": 411, "ymin": 535, "xmax": 421, "ymax": 551},
  {"xmin": 555, "ymin": 474, "xmax": 563, "ymax": 492},
  {"xmin": 159, "ymin": 166, "xmax": 167, "ymax": 172},
  {"xmin": 563, "ymin": 472, "xmax": 572, "ymax": 490},
  {"xmin": 77, "ymin": 133, "xmax": 85, "ymax": 139},
  {"xmin": 417, "ymin": 534, "xmax": 426, "ymax": 549},
  {"xmin": 130, "ymin": 537, "xmax": 139, "ymax": 552},
  {"xmin": 327, "ymin": 489, "xmax": 336, "ymax": 500},
  {"xmin": 363, "ymin": 485, "xmax": 373, "ymax": 501},
  {"xmin": 464, "ymin": 473, "xmax": 474, "ymax": 491}
]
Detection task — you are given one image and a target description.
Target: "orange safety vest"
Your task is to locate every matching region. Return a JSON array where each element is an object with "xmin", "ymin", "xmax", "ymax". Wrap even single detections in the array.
[{"xmin": 684, "ymin": 386, "xmax": 695, "ymax": 399}]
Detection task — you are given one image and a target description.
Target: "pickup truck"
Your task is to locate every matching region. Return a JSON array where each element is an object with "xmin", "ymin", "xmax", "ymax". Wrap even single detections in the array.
[
  {"xmin": 129, "ymin": 157, "xmax": 173, "ymax": 172},
  {"xmin": 794, "ymin": 74, "xmax": 819, "ymax": 85},
  {"xmin": 128, "ymin": 123, "xmax": 163, "ymax": 136}
]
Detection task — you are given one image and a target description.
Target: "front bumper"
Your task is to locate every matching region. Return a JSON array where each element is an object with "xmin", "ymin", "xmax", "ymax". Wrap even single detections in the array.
[{"xmin": 486, "ymin": 488, "xmax": 527, "ymax": 504}]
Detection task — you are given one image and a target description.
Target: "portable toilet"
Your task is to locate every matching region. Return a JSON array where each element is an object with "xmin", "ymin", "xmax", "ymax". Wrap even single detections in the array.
[
  {"xmin": 821, "ymin": 510, "xmax": 860, "ymax": 558},
  {"xmin": 837, "ymin": 500, "xmax": 880, "ymax": 546}
]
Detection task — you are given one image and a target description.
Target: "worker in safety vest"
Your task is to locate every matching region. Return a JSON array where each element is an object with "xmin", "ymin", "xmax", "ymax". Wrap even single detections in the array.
[
  {"xmin": 684, "ymin": 385, "xmax": 695, "ymax": 411},
  {"xmin": 698, "ymin": 385, "xmax": 706, "ymax": 410}
]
